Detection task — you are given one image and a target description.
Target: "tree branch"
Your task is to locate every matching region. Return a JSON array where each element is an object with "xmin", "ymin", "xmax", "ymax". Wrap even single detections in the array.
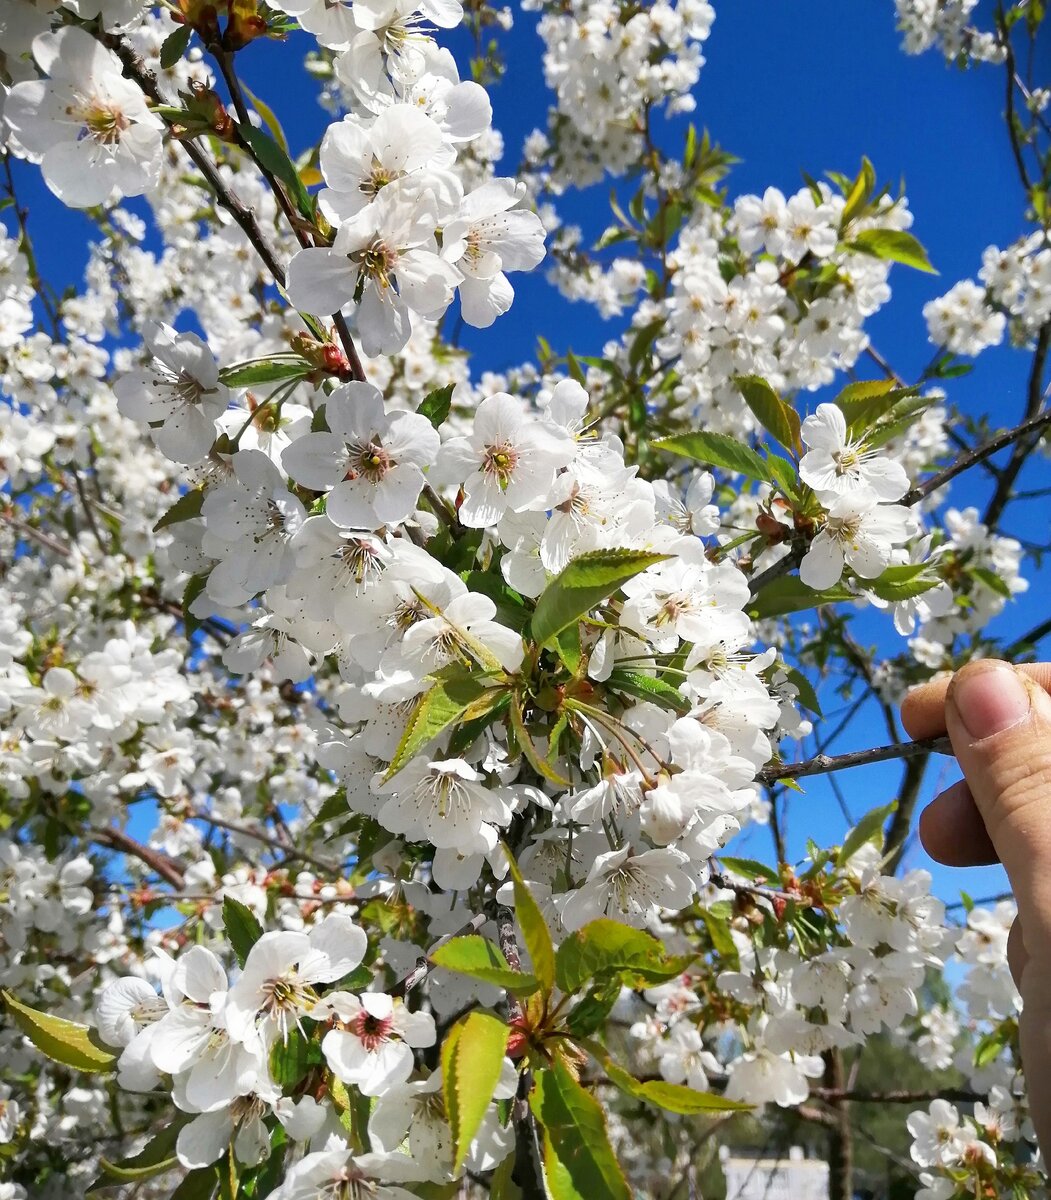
[
  {"xmin": 901, "ymin": 397, "xmax": 1051, "ymax": 508},
  {"xmin": 756, "ymin": 735, "xmax": 951, "ymax": 786},
  {"xmin": 92, "ymin": 827, "xmax": 186, "ymax": 890}
]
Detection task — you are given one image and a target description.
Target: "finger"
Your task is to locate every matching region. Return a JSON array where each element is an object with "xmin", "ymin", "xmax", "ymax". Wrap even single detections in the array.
[
  {"xmin": 1008, "ymin": 918, "xmax": 1028, "ymax": 991},
  {"xmin": 902, "ymin": 663, "xmax": 1051, "ymax": 741},
  {"xmin": 944, "ymin": 659, "xmax": 1051, "ymax": 944},
  {"xmin": 918, "ymin": 779, "xmax": 999, "ymax": 866}
]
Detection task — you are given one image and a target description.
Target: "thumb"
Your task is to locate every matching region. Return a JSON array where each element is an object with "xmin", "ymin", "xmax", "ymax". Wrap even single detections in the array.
[{"xmin": 946, "ymin": 659, "xmax": 1051, "ymax": 945}]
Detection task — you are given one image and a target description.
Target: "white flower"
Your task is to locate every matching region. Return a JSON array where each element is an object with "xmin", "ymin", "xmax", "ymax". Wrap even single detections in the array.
[
  {"xmin": 267, "ymin": 1143, "xmax": 425, "ymax": 1200},
  {"xmin": 724, "ymin": 1046, "xmax": 824, "ymax": 1107},
  {"xmin": 376, "ymin": 757, "xmax": 515, "ymax": 852},
  {"xmin": 225, "ymin": 915, "xmax": 368, "ymax": 1045},
  {"xmin": 4, "ymin": 27, "xmax": 163, "ymax": 208},
  {"xmin": 798, "ymin": 403, "xmax": 909, "ymax": 502},
  {"xmin": 114, "ymin": 322, "xmax": 229, "ymax": 464},
  {"xmin": 907, "ymin": 1100, "xmax": 965, "ymax": 1168},
  {"xmin": 799, "ymin": 489, "xmax": 913, "ymax": 590},
  {"xmin": 281, "ymin": 382, "xmax": 438, "ymax": 529},
  {"xmin": 201, "ymin": 450, "xmax": 307, "ymax": 606},
  {"xmin": 317, "ymin": 105, "xmax": 459, "ymax": 224},
  {"xmin": 318, "ymin": 992, "xmax": 436, "ymax": 1095},
  {"xmin": 268, "ymin": 0, "xmax": 360, "ymax": 48},
  {"xmin": 441, "ymin": 180, "xmax": 546, "ymax": 328},
  {"xmin": 434, "ymin": 392, "xmax": 575, "ymax": 528},
  {"xmin": 560, "ymin": 846, "xmax": 696, "ymax": 931},
  {"xmin": 286, "ymin": 186, "xmax": 461, "ymax": 356}
]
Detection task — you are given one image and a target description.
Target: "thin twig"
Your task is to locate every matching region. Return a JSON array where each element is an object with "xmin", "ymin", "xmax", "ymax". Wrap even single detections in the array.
[
  {"xmin": 92, "ymin": 827, "xmax": 186, "ymax": 889},
  {"xmin": 756, "ymin": 735, "xmax": 952, "ymax": 786},
  {"xmin": 392, "ymin": 912, "xmax": 488, "ymax": 996}
]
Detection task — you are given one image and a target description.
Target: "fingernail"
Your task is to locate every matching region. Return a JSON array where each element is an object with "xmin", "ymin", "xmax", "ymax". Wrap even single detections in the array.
[{"xmin": 952, "ymin": 663, "xmax": 1031, "ymax": 739}]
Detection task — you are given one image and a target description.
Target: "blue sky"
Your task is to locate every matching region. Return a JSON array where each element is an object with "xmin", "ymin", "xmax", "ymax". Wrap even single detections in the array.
[{"xmin": 12, "ymin": 1, "xmax": 1049, "ymax": 909}]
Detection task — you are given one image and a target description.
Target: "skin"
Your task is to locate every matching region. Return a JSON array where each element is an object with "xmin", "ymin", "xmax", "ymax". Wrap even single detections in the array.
[{"xmin": 903, "ymin": 659, "xmax": 1051, "ymax": 1155}]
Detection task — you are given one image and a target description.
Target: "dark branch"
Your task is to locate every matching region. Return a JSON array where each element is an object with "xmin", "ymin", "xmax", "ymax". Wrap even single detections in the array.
[{"xmin": 756, "ymin": 735, "xmax": 951, "ymax": 786}]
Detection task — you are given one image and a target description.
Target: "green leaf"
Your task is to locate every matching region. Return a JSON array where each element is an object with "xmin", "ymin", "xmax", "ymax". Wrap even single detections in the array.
[
  {"xmin": 603, "ymin": 1058, "xmax": 751, "ymax": 1114},
  {"xmin": 748, "ymin": 576, "xmax": 855, "ymax": 620},
  {"xmin": 765, "ymin": 453, "xmax": 800, "ymax": 500},
  {"xmin": 781, "ymin": 664, "xmax": 822, "ymax": 716},
  {"xmin": 628, "ymin": 320, "xmax": 664, "ymax": 373},
  {"xmin": 169, "ymin": 1168, "xmax": 219, "ymax": 1200},
  {"xmin": 837, "ymin": 799, "xmax": 898, "ymax": 866},
  {"xmin": 240, "ymin": 83, "xmax": 289, "ymax": 154},
  {"xmin": 429, "ymin": 936, "xmax": 541, "ymax": 995},
  {"xmin": 100, "ymin": 1120, "xmax": 188, "ymax": 1182},
  {"xmin": 607, "ymin": 668, "xmax": 688, "ymax": 715},
  {"xmin": 2, "ymin": 990, "xmax": 116, "ymax": 1073},
  {"xmin": 530, "ymin": 549, "xmax": 669, "ymax": 647},
  {"xmin": 159, "ymin": 23, "xmax": 192, "ymax": 69},
  {"xmin": 717, "ymin": 856, "xmax": 778, "ymax": 882},
  {"xmin": 154, "ymin": 487, "xmax": 205, "ymax": 532},
  {"xmin": 699, "ymin": 909, "xmax": 738, "ymax": 966},
  {"xmin": 848, "ymin": 229, "xmax": 937, "ymax": 274},
  {"xmin": 529, "ymin": 1059, "xmax": 630, "ymax": 1200},
  {"xmin": 220, "ymin": 360, "xmax": 311, "ymax": 387},
  {"xmin": 222, "ymin": 896, "xmax": 263, "ymax": 969},
  {"xmin": 181, "ymin": 572, "xmax": 208, "ymax": 639},
  {"xmin": 441, "ymin": 1010, "xmax": 510, "ymax": 1172},
  {"xmin": 235, "ymin": 122, "xmax": 313, "ymax": 222},
  {"xmin": 418, "ymin": 383, "xmax": 455, "ymax": 428},
  {"xmin": 973, "ymin": 566, "xmax": 1012, "ymax": 599},
  {"xmin": 865, "ymin": 563, "xmax": 941, "ymax": 602},
  {"xmin": 840, "ymin": 156, "xmax": 876, "ymax": 226},
  {"xmin": 269, "ymin": 1027, "xmax": 322, "ymax": 1088},
  {"xmin": 734, "ymin": 375, "xmax": 801, "ymax": 454},
  {"xmin": 653, "ymin": 431, "xmax": 770, "ymax": 482},
  {"xmin": 565, "ymin": 978, "xmax": 622, "ymax": 1039},
  {"xmin": 554, "ymin": 920, "xmax": 692, "ymax": 994},
  {"xmin": 505, "ymin": 852, "xmax": 556, "ymax": 994},
  {"xmin": 552, "ymin": 623, "xmax": 582, "ymax": 676},
  {"xmin": 383, "ymin": 670, "xmax": 507, "ymax": 780}
]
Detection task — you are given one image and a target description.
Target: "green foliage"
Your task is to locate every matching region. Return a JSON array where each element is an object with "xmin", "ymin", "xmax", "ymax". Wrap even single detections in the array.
[
  {"xmin": 429, "ymin": 935, "xmax": 541, "ymax": 995},
  {"xmin": 604, "ymin": 1058, "xmax": 751, "ymax": 1114},
  {"xmin": 734, "ymin": 375, "xmax": 802, "ymax": 455},
  {"xmin": 418, "ymin": 383, "xmax": 455, "ymax": 428},
  {"xmin": 2, "ymin": 990, "xmax": 116, "ymax": 1074},
  {"xmin": 554, "ymin": 919, "xmax": 693, "ymax": 994},
  {"xmin": 506, "ymin": 853, "xmax": 556, "ymax": 993},
  {"xmin": 269, "ymin": 1027, "xmax": 322, "ymax": 1088},
  {"xmin": 847, "ymin": 228, "xmax": 936, "ymax": 273},
  {"xmin": 866, "ymin": 563, "xmax": 942, "ymax": 602},
  {"xmin": 837, "ymin": 799, "xmax": 898, "ymax": 866},
  {"xmin": 530, "ymin": 549, "xmax": 670, "ymax": 647},
  {"xmin": 220, "ymin": 360, "xmax": 312, "ymax": 386},
  {"xmin": 653, "ymin": 430, "xmax": 770, "ymax": 482},
  {"xmin": 441, "ymin": 1010, "xmax": 511, "ymax": 1171},
  {"xmin": 153, "ymin": 487, "xmax": 205, "ymax": 531},
  {"xmin": 383, "ymin": 668, "xmax": 508, "ymax": 779},
  {"xmin": 159, "ymin": 23, "xmax": 192, "ymax": 69},
  {"xmin": 222, "ymin": 896, "xmax": 263, "ymax": 969},
  {"xmin": 606, "ymin": 668, "xmax": 689, "ymax": 714},
  {"xmin": 530, "ymin": 1059, "xmax": 631, "ymax": 1200},
  {"xmin": 97, "ymin": 1120, "xmax": 188, "ymax": 1183},
  {"xmin": 748, "ymin": 576, "xmax": 855, "ymax": 619}
]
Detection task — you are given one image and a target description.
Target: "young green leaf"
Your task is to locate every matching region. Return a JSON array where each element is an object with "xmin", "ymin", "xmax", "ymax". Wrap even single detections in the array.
[
  {"xmin": 222, "ymin": 896, "xmax": 263, "ymax": 969},
  {"xmin": 505, "ymin": 851, "xmax": 556, "ymax": 993},
  {"xmin": 418, "ymin": 383, "xmax": 455, "ymax": 428},
  {"xmin": 554, "ymin": 919, "xmax": 693, "ymax": 993},
  {"xmin": 837, "ymin": 799, "xmax": 898, "ymax": 866},
  {"xmin": 220, "ymin": 360, "xmax": 311, "ymax": 387},
  {"xmin": 606, "ymin": 668, "xmax": 688, "ymax": 715},
  {"xmin": 734, "ymin": 375, "xmax": 801, "ymax": 454},
  {"xmin": 159, "ymin": 23, "xmax": 192, "ymax": 69},
  {"xmin": 530, "ymin": 549, "xmax": 669, "ymax": 647},
  {"xmin": 652, "ymin": 431, "xmax": 771, "ymax": 482},
  {"xmin": 430, "ymin": 935, "xmax": 541, "ymax": 995},
  {"xmin": 99, "ymin": 1119, "xmax": 189, "ymax": 1181},
  {"xmin": 529, "ymin": 1059, "xmax": 631, "ymax": 1200},
  {"xmin": 441, "ymin": 1010, "xmax": 510, "ymax": 1171},
  {"xmin": 748, "ymin": 576, "xmax": 855, "ymax": 620},
  {"xmin": 154, "ymin": 487, "xmax": 205, "ymax": 532},
  {"xmin": 848, "ymin": 228, "xmax": 936, "ymax": 274},
  {"xmin": 603, "ymin": 1058, "xmax": 751, "ymax": 1114},
  {"xmin": 2, "ymin": 990, "xmax": 116, "ymax": 1073},
  {"xmin": 865, "ymin": 563, "xmax": 942, "ymax": 602},
  {"xmin": 383, "ymin": 672, "xmax": 507, "ymax": 780}
]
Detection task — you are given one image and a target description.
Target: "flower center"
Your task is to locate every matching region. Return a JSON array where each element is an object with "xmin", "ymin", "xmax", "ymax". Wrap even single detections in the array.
[
  {"xmin": 75, "ymin": 99, "xmax": 130, "ymax": 146},
  {"xmin": 351, "ymin": 1008, "xmax": 395, "ymax": 1052},
  {"xmin": 482, "ymin": 442, "xmax": 519, "ymax": 488}
]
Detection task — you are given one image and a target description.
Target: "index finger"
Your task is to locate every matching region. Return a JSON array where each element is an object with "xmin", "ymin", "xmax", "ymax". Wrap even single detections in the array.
[{"xmin": 902, "ymin": 662, "xmax": 1051, "ymax": 741}]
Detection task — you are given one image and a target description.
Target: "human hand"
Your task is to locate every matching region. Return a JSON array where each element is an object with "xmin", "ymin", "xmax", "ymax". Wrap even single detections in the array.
[{"xmin": 903, "ymin": 660, "xmax": 1051, "ymax": 1155}]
